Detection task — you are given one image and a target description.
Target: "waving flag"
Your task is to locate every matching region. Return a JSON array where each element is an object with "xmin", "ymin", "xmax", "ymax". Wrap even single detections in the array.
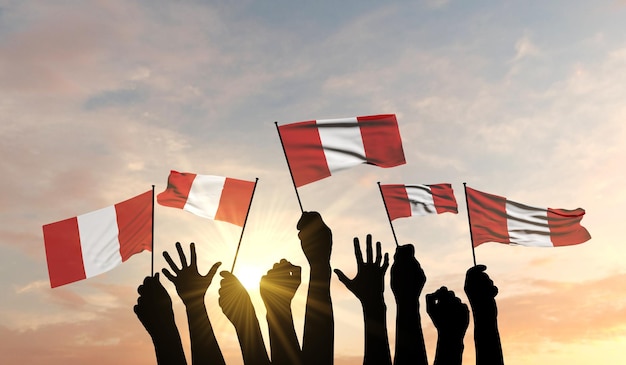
[
  {"xmin": 277, "ymin": 114, "xmax": 405, "ymax": 187},
  {"xmin": 43, "ymin": 190, "xmax": 153, "ymax": 288},
  {"xmin": 380, "ymin": 183, "xmax": 458, "ymax": 220},
  {"xmin": 157, "ymin": 171, "xmax": 255, "ymax": 227},
  {"xmin": 466, "ymin": 186, "xmax": 591, "ymax": 247}
]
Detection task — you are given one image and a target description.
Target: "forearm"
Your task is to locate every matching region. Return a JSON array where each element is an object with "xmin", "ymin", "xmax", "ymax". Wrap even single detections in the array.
[
  {"xmin": 433, "ymin": 335, "xmax": 464, "ymax": 365},
  {"xmin": 394, "ymin": 300, "xmax": 427, "ymax": 365},
  {"xmin": 303, "ymin": 264, "xmax": 333, "ymax": 365},
  {"xmin": 185, "ymin": 300, "xmax": 225, "ymax": 365},
  {"xmin": 234, "ymin": 318, "xmax": 271, "ymax": 365},
  {"xmin": 266, "ymin": 306, "xmax": 302, "ymax": 365},
  {"xmin": 472, "ymin": 309, "xmax": 503, "ymax": 365},
  {"xmin": 150, "ymin": 322, "xmax": 188, "ymax": 365},
  {"xmin": 363, "ymin": 302, "xmax": 391, "ymax": 365}
]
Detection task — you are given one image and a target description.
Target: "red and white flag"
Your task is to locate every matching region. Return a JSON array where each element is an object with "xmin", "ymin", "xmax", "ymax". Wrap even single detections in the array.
[
  {"xmin": 43, "ymin": 190, "xmax": 153, "ymax": 288},
  {"xmin": 380, "ymin": 183, "xmax": 458, "ymax": 220},
  {"xmin": 157, "ymin": 171, "xmax": 255, "ymax": 227},
  {"xmin": 278, "ymin": 114, "xmax": 406, "ymax": 187},
  {"xmin": 466, "ymin": 186, "xmax": 591, "ymax": 247}
]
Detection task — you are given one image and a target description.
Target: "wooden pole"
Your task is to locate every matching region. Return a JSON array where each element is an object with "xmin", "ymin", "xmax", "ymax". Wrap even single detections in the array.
[
  {"xmin": 274, "ymin": 122, "xmax": 304, "ymax": 212},
  {"xmin": 151, "ymin": 184, "xmax": 156, "ymax": 276},
  {"xmin": 463, "ymin": 182, "xmax": 477, "ymax": 266},
  {"xmin": 231, "ymin": 178, "xmax": 259, "ymax": 273},
  {"xmin": 377, "ymin": 182, "xmax": 399, "ymax": 247}
]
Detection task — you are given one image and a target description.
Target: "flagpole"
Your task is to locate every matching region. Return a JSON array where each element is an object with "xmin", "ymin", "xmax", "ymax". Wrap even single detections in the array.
[
  {"xmin": 151, "ymin": 184, "xmax": 155, "ymax": 277},
  {"xmin": 231, "ymin": 178, "xmax": 259, "ymax": 273},
  {"xmin": 377, "ymin": 182, "xmax": 399, "ymax": 247},
  {"xmin": 274, "ymin": 121, "xmax": 304, "ymax": 213},
  {"xmin": 463, "ymin": 182, "xmax": 477, "ymax": 266}
]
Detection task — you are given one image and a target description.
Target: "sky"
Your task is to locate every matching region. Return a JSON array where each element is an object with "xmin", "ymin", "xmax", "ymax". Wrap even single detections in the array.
[{"xmin": 1, "ymin": 0, "xmax": 626, "ymax": 364}]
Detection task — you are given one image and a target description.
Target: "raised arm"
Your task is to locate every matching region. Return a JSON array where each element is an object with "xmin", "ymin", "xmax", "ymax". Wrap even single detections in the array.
[
  {"xmin": 297, "ymin": 211, "xmax": 334, "ymax": 365},
  {"xmin": 426, "ymin": 287, "xmax": 469, "ymax": 365},
  {"xmin": 464, "ymin": 265, "xmax": 504, "ymax": 365},
  {"xmin": 334, "ymin": 234, "xmax": 391, "ymax": 365},
  {"xmin": 162, "ymin": 242, "xmax": 224, "ymax": 365},
  {"xmin": 134, "ymin": 273, "xmax": 187, "ymax": 365},
  {"xmin": 218, "ymin": 271, "xmax": 271, "ymax": 365},
  {"xmin": 390, "ymin": 244, "xmax": 427, "ymax": 365},
  {"xmin": 260, "ymin": 259, "xmax": 303, "ymax": 365}
]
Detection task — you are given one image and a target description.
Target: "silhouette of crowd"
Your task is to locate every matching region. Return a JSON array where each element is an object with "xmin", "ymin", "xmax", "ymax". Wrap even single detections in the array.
[{"xmin": 135, "ymin": 212, "xmax": 504, "ymax": 365}]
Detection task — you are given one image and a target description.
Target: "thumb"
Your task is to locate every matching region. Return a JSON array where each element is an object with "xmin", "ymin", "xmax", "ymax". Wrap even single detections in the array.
[{"xmin": 333, "ymin": 269, "xmax": 351, "ymax": 287}]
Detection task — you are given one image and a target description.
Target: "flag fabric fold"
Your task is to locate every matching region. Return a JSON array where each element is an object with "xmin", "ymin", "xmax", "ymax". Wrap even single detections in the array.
[
  {"xmin": 466, "ymin": 186, "xmax": 591, "ymax": 248},
  {"xmin": 43, "ymin": 190, "xmax": 153, "ymax": 288},
  {"xmin": 278, "ymin": 114, "xmax": 406, "ymax": 187},
  {"xmin": 157, "ymin": 171, "xmax": 255, "ymax": 227},
  {"xmin": 381, "ymin": 183, "xmax": 458, "ymax": 220}
]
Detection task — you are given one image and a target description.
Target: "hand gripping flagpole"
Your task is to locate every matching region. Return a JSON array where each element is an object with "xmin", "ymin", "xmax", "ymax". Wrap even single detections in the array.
[
  {"xmin": 274, "ymin": 122, "xmax": 304, "ymax": 213},
  {"xmin": 377, "ymin": 182, "xmax": 399, "ymax": 247},
  {"xmin": 151, "ymin": 184, "xmax": 156, "ymax": 277},
  {"xmin": 230, "ymin": 178, "xmax": 259, "ymax": 273},
  {"xmin": 463, "ymin": 182, "xmax": 478, "ymax": 266}
]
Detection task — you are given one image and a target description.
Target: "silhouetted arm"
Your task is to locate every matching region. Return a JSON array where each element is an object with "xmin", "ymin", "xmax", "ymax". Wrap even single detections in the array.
[
  {"xmin": 218, "ymin": 271, "xmax": 271, "ymax": 365},
  {"xmin": 335, "ymin": 235, "xmax": 391, "ymax": 365},
  {"xmin": 162, "ymin": 242, "xmax": 224, "ymax": 365},
  {"xmin": 390, "ymin": 244, "xmax": 427, "ymax": 365},
  {"xmin": 297, "ymin": 212, "xmax": 334, "ymax": 365},
  {"xmin": 134, "ymin": 273, "xmax": 187, "ymax": 365},
  {"xmin": 260, "ymin": 259, "xmax": 303, "ymax": 365},
  {"xmin": 426, "ymin": 287, "xmax": 469, "ymax": 365},
  {"xmin": 464, "ymin": 265, "xmax": 504, "ymax": 365}
]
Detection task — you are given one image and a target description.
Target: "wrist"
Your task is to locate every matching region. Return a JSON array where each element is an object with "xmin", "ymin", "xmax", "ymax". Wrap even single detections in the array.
[
  {"xmin": 183, "ymin": 297, "xmax": 207, "ymax": 309},
  {"xmin": 363, "ymin": 298, "xmax": 386, "ymax": 316},
  {"xmin": 310, "ymin": 264, "xmax": 332, "ymax": 279},
  {"xmin": 265, "ymin": 302, "xmax": 292, "ymax": 317}
]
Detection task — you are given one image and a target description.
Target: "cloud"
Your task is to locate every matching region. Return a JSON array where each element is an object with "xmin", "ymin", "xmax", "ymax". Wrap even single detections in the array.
[
  {"xmin": 498, "ymin": 273, "xmax": 626, "ymax": 346},
  {"xmin": 83, "ymin": 88, "xmax": 148, "ymax": 110}
]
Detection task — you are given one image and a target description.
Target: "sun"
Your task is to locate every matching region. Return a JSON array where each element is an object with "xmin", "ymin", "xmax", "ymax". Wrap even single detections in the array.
[{"xmin": 232, "ymin": 265, "xmax": 264, "ymax": 291}]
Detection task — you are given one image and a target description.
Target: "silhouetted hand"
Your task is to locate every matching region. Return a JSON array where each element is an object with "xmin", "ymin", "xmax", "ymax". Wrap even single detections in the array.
[
  {"xmin": 426, "ymin": 287, "xmax": 469, "ymax": 340},
  {"xmin": 335, "ymin": 234, "xmax": 391, "ymax": 365},
  {"xmin": 464, "ymin": 265, "xmax": 504, "ymax": 365},
  {"xmin": 162, "ymin": 242, "xmax": 221, "ymax": 306},
  {"xmin": 334, "ymin": 234, "xmax": 389, "ymax": 305},
  {"xmin": 219, "ymin": 271, "xmax": 270, "ymax": 365},
  {"xmin": 260, "ymin": 259, "xmax": 301, "ymax": 309},
  {"xmin": 297, "ymin": 211, "xmax": 332, "ymax": 266},
  {"xmin": 162, "ymin": 242, "xmax": 225, "ymax": 365},
  {"xmin": 426, "ymin": 287, "xmax": 469, "ymax": 365},
  {"xmin": 218, "ymin": 271, "xmax": 254, "ymax": 328},
  {"xmin": 134, "ymin": 274, "xmax": 187, "ymax": 365},
  {"xmin": 464, "ymin": 264, "xmax": 498, "ymax": 315},
  {"xmin": 261, "ymin": 260, "xmax": 303, "ymax": 365},
  {"xmin": 134, "ymin": 273, "xmax": 175, "ymax": 335},
  {"xmin": 298, "ymin": 211, "xmax": 334, "ymax": 365},
  {"xmin": 391, "ymin": 244, "xmax": 426, "ymax": 302},
  {"xmin": 391, "ymin": 244, "xmax": 428, "ymax": 365}
]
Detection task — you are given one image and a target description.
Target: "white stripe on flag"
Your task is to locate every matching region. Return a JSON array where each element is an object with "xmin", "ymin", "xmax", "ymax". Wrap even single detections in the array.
[
  {"xmin": 184, "ymin": 175, "xmax": 226, "ymax": 219},
  {"xmin": 77, "ymin": 206, "xmax": 122, "ymax": 278},
  {"xmin": 505, "ymin": 201, "xmax": 552, "ymax": 247},
  {"xmin": 317, "ymin": 117, "xmax": 366, "ymax": 173},
  {"xmin": 406, "ymin": 185, "xmax": 437, "ymax": 216}
]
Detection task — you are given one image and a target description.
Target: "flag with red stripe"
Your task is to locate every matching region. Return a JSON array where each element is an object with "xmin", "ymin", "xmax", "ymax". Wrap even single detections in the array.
[
  {"xmin": 381, "ymin": 183, "xmax": 458, "ymax": 220},
  {"xmin": 43, "ymin": 190, "xmax": 153, "ymax": 288},
  {"xmin": 157, "ymin": 171, "xmax": 255, "ymax": 227},
  {"xmin": 466, "ymin": 186, "xmax": 591, "ymax": 247},
  {"xmin": 278, "ymin": 114, "xmax": 406, "ymax": 187}
]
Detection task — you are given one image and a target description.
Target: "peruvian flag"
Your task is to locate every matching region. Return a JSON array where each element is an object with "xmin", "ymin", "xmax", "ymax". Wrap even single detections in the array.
[
  {"xmin": 380, "ymin": 183, "xmax": 458, "ymax": 220},
  {"xmin": 43, "ymin": 190, "xmax": 153, "ymax": 288},
  {"xmin": 278, "ymin": 114, "xmax": 406, "ymax": 187},
  {"xmin": 157, "ymin": 171, "xmax": 255, "ymax": 227},
  {"xmin": 466, "ymin": 186, "xmax": 591, "ymax": 247}
]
